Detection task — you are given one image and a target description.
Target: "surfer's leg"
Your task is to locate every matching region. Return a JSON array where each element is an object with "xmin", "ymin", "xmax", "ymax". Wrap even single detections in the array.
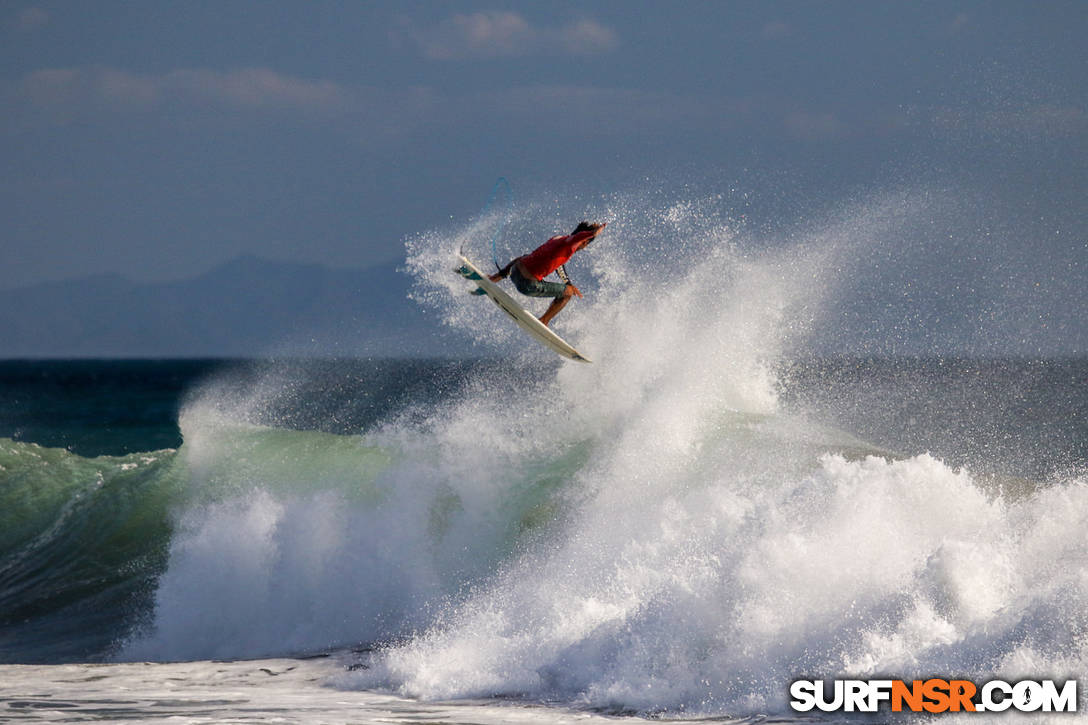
[
  {"xmin": 512, "ymin": 267, "xmax": 571, "ymax": 326},
  {"xmin": 539, "ymin": 286, "xmax": 574, "ymax": 327}
]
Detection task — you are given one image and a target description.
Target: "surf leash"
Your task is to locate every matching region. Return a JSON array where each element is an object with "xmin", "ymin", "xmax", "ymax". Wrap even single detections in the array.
[
  {"xmin": 482, "ymin": 177, "xmax": 513, "ymax": 271},
  {"xmin": 458, "ymin": 177, "xmax": 511, "ymax": 260}
]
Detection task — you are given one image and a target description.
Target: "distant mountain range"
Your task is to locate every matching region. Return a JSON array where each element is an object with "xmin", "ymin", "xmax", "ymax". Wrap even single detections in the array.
[{"xmin": 0, "ymin": 256, "xmax": 465, "ymax": 358}]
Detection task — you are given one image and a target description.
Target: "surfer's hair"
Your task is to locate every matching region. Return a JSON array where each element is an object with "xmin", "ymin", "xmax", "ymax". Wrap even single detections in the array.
[{"xmin": 573, "ymin": 221, "xmax": 600, "ymax": 234}]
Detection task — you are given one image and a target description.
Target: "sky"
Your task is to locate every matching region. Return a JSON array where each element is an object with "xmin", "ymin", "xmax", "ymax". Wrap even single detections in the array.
[{"xmin": 1, "ymin": 1, "xmax": 1085, "ymax": 352}]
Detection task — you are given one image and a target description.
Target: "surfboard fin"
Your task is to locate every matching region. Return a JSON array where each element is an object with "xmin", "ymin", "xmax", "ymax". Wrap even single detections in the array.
[{"xmin": 455, "ymin": 265, "xmax": 483, "ymax": 281}]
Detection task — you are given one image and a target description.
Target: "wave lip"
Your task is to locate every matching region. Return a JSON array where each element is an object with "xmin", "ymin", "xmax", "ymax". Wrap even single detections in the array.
[{"xmin": 0, "ymin": 439, "xmax": 180, "ymax": 663}]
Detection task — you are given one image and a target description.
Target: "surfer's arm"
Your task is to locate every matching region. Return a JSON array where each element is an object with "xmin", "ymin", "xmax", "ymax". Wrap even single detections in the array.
[{"xmin": 489, "ymin": 257, "xmax": 520, "ymax": 282}]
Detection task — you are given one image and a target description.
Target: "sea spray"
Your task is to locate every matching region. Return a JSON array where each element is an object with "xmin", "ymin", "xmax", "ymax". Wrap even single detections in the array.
[
  {"xmin": 345, "ymin": 188, "xmax": 1088, "ymax": 716},
  {"xmin": 107, "ymin": 187, "xmax": 1088, "ymax": 720}
]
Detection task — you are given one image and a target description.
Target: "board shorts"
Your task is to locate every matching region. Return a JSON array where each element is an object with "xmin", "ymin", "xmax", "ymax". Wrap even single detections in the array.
[{"xmin": 512, "ymin": 265, "xmax": 567, "ymax": 299}]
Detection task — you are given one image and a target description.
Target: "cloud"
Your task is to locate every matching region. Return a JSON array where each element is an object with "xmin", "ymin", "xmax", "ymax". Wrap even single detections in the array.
[
  {"xmin": 415, "ymin": 11, "xmax": 531, "ymax": 59},
  {"xmin": 16, "ymin": 6, "xmax": 49, "ymax": 32},
  {"xmin": 17, "ymin": 65, "xmax": 994, "ymax": 151},
  {"xmin": 168, "ymin": 68, "xmax": 347, "ymax": 110},
  {"xmin": 7, "ymin": 65, "xmax": 446, "ymax": 148},
  {"xmin": 19, "ymin": 66, "xmax": 352, "ymax": 115},
  {"xmin": 393, "ymin": 11, "xmax": 618, "ymax": 60},
  {"xmin": 564, "ymin": 18, "xmax": 619, "ymax": 50},
  {"xmin": 12, "ymin": 65, "xmax": 869, "ymax": 146},
  {"xmin": 19, "ymin": 68, "xmax": 156, "ymax": 114}
]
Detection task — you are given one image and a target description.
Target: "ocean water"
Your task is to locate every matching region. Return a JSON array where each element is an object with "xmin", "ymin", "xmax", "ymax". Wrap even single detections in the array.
[
  {"xmin": 2, "ymin": 193, "xmax": 1087, "ymax": 722},
  {"xmin": 2, "ymin": 357, "xmax": 1085, "ymax": 722}
]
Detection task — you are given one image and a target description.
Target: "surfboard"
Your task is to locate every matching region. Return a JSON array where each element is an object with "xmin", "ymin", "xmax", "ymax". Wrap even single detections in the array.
[{"xmin": 455, "ymin": 254, "xmax": 591, "ymax": 363}]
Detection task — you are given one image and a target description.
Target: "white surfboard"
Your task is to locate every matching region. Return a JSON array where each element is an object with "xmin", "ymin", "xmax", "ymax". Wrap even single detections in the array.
[{"xmin": 455, "ymin": 254, "xmax": 591, "ymax": 363}]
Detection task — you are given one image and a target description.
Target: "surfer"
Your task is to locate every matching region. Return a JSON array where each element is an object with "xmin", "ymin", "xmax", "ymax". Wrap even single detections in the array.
[{"xmin": 488, "ymin": 221, "xmax": 607, "ymax": 326}]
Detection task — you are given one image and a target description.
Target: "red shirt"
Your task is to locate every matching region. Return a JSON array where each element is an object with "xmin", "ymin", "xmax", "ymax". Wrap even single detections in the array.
[{"xmin": 518, "ymin": 231, "xmax": 594, "ymax": 280}]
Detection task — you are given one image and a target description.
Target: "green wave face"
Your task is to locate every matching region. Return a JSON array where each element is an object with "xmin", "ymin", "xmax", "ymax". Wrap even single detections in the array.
[
  {"xmin": 0, "ymin": 440, "xmax": 182, "ymax": 663},
  {"xmin": 0, "ymin": 404, "xmax": 587, "ymax": 664}
]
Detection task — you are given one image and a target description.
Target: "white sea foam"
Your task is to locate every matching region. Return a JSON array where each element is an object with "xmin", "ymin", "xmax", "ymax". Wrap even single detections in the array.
[
  {"xmin": 351, "ymin": 452, "xmax": 1087, "ymax": 716},
  {"xmin": 124, "ymin": 189, "xmax": 1088, "ymax": 719}
]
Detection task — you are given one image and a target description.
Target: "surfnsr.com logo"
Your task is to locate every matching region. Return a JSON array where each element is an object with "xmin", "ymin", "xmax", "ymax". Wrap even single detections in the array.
[{"xmin": 790, "ymin": 679, "xmax": 1078, "ymax": 714}]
